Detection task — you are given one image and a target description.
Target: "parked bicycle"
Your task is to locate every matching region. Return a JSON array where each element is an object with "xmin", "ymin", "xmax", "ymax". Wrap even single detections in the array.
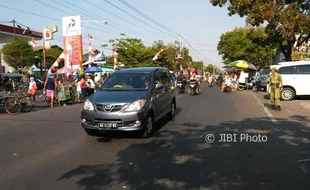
[{"xmin": 0, "ymin": 82, "xmax": 35, "ymax": 114}]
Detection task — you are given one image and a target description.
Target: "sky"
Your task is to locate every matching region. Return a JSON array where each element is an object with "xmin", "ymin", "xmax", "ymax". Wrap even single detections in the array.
[{"xmin": 0, "ymin": 0, "xmax": 245, "ymax": 68}]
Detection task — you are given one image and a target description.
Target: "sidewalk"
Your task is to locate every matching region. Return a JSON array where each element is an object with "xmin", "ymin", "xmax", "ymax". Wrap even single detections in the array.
[{"xmin": 250, "ymin": 91, "xmax": 310, "ymax": 126}]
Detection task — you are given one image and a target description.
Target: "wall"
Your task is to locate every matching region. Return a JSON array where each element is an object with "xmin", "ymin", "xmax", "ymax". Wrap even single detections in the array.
[
  {"xmin": 272, "ymin": 51, "xmax": 286, "ymax": 65},
  {"xmin": 0, "ymin": 51, "xmax": 14, "ymax": 73}
]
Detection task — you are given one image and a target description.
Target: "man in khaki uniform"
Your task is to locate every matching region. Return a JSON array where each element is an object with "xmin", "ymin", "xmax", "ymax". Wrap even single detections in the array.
[{"xmin": 267, "ymin": 67, "xmax": 283, "ymax": 111}]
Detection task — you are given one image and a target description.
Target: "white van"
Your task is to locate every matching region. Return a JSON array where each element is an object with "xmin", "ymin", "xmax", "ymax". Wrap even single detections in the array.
[{"xmin": 274, "ymin": 61, "xmax": 310, "ymax": 100}]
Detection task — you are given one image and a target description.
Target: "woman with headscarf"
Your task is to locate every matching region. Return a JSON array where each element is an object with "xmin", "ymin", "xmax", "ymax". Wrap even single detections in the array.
[{"xmin": 28, "ymin": 77, "xmax": 37, "ymax": 103}]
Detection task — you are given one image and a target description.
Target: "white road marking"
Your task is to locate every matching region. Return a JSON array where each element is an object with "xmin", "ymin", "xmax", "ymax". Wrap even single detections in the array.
[
  {"xmin": 176, "ymin": 94, "xmax": 183, "ymax": 99},
  {"xmin": 251, "ymin": 93, "xmax": 277, "ymax": 124}
]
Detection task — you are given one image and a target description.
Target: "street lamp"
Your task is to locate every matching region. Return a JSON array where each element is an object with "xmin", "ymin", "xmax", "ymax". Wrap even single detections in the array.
[{"xmin": 81, "ymin": 20, "xmax": 108, "ymax": 29}]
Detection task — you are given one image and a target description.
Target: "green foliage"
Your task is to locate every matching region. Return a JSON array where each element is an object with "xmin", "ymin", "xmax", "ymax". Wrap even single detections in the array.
[
  {"xmin": 217, "ymin": 27, "xmax": 276, "ymax": 67},
  {"xmin": 210, "ymin": 0, "xmax": 310, "ymax": 61},
  {"xmin": 1, "ymin": 38, "xmax": 35, "ymax": 71},
  {"xmin": 33, "ymin": 46, "xmax": 64, "ymax": 69},
  {"xmin": 204, "ymin": 64, "xmax": 216, "ymax": 73},
  {"xmin": 106, "ymin": 37, "xmax": 193, "ymax": 71},
  {"xmin": 191, "ymin": 61, "xmax": 204, "ymax": 70},
  {"xmin": 45, "ymin": 47, "xmax": 63, "ymax": 68}
]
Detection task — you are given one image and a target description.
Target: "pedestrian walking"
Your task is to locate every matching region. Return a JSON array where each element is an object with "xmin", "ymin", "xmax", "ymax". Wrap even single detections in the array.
[
  {"xmin": 267, "ymin": 67, "xmax": 283, "ymax": 111},
  {"xmin": 28, "ymin": 77, "xmax": 37, "ymax": 103},
  {"xmin": 43, "ymin": 74, "xmax": 57, "ymax": 107}
]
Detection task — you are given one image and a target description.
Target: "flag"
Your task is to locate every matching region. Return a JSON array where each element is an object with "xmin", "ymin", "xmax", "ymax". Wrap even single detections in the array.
[
  {"xmin": 152, "ymin": 49, "xmax": 164, "ymax": 61},
  {"xmin": 30, "ymin": 37, "xmax": 36, "ymax": 48}
]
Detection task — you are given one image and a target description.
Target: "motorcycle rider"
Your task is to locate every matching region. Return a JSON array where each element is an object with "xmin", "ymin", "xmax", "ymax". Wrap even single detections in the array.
[
  {"xmin": 190, "ymin": 72, "xmax": 200, "ymax": 93},
  {"xmin": 176, "ymin": 71, "xmax": 186, "ymax": 91},
  {"xmin": 208, "ymin": 73, "xmax": 214, "ymax": 85},
  {"xmin": 221, "ymin": 73, "xmax": 232, "ymax": 92}
]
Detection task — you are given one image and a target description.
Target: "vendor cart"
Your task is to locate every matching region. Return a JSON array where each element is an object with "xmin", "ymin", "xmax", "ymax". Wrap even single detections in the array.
[{"xmin": 57, "ymin": 82, "xmax": 76, "ymax": 104}]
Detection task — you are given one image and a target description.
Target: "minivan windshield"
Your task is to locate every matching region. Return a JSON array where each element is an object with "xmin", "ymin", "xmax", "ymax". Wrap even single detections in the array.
[
  {"xmin": 101, "ymin": 72, "xmax": 151, "ymax": 91},
  {"xmin": 261, "ymin": 68, "xmax": 270, "ymax": 75}
]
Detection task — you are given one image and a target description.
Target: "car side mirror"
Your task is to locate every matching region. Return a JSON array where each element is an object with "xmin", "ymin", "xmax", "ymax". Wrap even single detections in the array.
[{"xmin": 155, "ymin": 83, "xmax": 163, "ymax": 89}]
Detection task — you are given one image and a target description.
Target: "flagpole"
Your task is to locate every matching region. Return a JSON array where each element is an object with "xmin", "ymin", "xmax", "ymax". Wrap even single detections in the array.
[{"xmin": 43, "ymin": 37, "xmax": 47, "ymax": 75}]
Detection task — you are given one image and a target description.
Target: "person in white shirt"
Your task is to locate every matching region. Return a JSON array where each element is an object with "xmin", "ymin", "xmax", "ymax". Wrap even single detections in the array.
[
  {"xmin": 221, "ymin": 74, "xmax": 232, "ymax": 92},
  {"xmin": 76, "ymin": 77, "xmax": 82, "ymax": 102},
  {"xmin": 86, "ymin": 74, "xmax": 96, "ymax": 95}
]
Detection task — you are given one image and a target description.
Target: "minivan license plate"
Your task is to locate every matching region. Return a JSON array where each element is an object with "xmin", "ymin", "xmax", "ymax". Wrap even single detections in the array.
[{"xmin": 98, "ymin": 123, "xmax": 117, "ymax": 129}]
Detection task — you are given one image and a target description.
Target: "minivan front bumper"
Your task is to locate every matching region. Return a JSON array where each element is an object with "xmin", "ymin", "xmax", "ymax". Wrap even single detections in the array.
[{"xmin": 81, "ymin": 108, "xmax": 148, "ymax": 131}]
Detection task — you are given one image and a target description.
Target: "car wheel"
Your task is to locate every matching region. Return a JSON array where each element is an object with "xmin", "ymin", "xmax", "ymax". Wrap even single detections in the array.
[
  {"xmin": 281, "ymin": 87, "xmax": 295, "ymax": 101},
  {"xmin": 167, "ymin": 100, "xmax": 176, "ymax": 119},
  {"xmin": 140, "ymin": 115, "xmax": 154, "ymax": 138},
  {"xmin": 84, "ymin": 129, "xmax": 101, "ymax": 137}
]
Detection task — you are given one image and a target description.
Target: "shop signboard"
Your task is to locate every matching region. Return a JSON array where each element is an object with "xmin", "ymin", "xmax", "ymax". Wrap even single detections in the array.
[
  {"xmin": 291, "ymin": 46, "xmax": 310, "ymax": 61},
  {"xmin": 62, "ymin": 16, "xmax": 83, "ymax": 68}
]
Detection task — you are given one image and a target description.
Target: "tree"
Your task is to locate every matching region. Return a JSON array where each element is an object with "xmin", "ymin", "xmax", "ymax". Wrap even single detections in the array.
[
  {"xmin": 217, "ymin": 27, "xmax": 276, "ymax": 67},
  {"xmin": 204, "ymin": 64, "xmax": 215, "ymax": 73},
  {"xmin": 191, "ymin": 61, "xmax": 204, "ymax": 70},
  {"xmin": 210, "ymin": 0, "xmax": 310, "ymax": 61},
  {"xmin": 45, "ymin": 47, "xmax": 63, "ymax": 68},
  {"xmin": 1, "ymin": 38, "xmax": 35, "ymax": 71},
  {"xmin": 105, "ymin": 36, "xmax": 193, "ymax": 71}
]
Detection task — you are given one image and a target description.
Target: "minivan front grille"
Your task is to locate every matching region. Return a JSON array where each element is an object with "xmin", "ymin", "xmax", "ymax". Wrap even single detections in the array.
[{"xmin": 96, "ymin": 103, "xmax": 127, "ymax": 112}]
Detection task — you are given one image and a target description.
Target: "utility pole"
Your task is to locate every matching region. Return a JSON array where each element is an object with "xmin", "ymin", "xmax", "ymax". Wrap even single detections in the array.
[
  {"xmin": 13, "ymin": 19, "xmax": 16, "ymax": 39},
  {"xmin": 177, "ymin": 35, "xmax": 183, "ymax": 72}
]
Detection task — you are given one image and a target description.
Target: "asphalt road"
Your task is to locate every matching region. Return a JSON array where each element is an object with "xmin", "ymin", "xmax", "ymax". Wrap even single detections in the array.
[{"xmin": 0, "ymin": 84, "xmax": 309, "ymax": 190}]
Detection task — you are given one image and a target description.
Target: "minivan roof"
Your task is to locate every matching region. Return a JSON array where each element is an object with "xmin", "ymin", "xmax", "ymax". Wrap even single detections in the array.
[
  {"xmin": 115, "ymin": 67, "xmax": 168, "ymax": 73},
  {"xmin": 278, "ymin": 61, "xmax": 310, "ymax": 65}
]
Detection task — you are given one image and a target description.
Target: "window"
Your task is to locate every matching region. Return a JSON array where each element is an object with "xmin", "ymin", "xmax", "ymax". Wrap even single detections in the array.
[
  {"xmin": 160, "ymin": 70, "xmax": 170, "ymax": 85},
  {"xmin": 297, "ymin": 65, "xmax": 310, "ymax": 74},
  {"xmin": 261, "ymin": 68, "xmax": 270, "ymax": 75},
  {"xmin": 164, "ymin": 70, "xmax": 173, "ymax": 84},
  {"xmin": 277, "ymin": 66, "xmax": 296, "ymax": 74},
  {"xmin": 101, "ymin": 72, "xmax": 151, "ymax": 91}
]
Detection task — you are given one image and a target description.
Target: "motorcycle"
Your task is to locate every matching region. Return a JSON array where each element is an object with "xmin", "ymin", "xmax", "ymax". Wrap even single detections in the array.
[
  {"xmin": 176, "ymin": 80, "xmax": 185, "ymax": 94},
  {"xmin": 223, "ymin": 83, "xmax": 232, "ymax": 93},
  {"xmin": 189, "ymin": 79, "xmax": 198, "ymax": 95},
  {"xmin": 208, "ymin": 77, "xmax": 213, "ymax": 87}
]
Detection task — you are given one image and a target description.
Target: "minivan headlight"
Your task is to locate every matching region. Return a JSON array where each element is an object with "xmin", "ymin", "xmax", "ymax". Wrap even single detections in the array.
[
  {"xmin": 124, "ymin": 99, "xmax": 146, "ymax": 111},
  {"xmin": 84, "ymin": 99, "xmax": 94, "ymax": 111}
]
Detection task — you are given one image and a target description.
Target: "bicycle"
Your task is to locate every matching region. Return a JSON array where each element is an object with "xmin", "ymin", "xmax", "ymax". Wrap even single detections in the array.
[
  {"xmin": 0, "ymin": 96, "xmax": 22, "ymax": 114},
  {"xmin": 6, "ymin": 83, "xmax": 35, "ymax": 112}
]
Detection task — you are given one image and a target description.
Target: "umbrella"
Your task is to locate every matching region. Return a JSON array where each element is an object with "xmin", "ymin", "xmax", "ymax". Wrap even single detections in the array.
[
  {"xmin": 229, "ymin": 60, "xmax": 258, "ymax": 70},
  {"xmin": 84, "ymin": 67, "xmax": 103, "ymax": 73},
  {"xmin": 57, "ymin": 67, "xmax": 73, "ymax": 74}
]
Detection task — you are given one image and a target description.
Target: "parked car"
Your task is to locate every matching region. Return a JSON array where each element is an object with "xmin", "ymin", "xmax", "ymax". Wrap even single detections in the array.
[
  {"xmin": 274, "ymin": 61, "xmax": 310, "ymax": 100},
  {"xmin": 259, "ymin": 66, "xmax": 270, "ymax": 90},
  {"xmin": 81, "ymin": 67, "xmax": 177, "ymax": 138}
]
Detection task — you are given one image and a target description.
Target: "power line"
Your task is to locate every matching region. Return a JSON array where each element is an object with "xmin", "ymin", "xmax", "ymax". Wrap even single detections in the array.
[
  {"xmin": 82, "ymin": 0, "xmax": 170, "ymax": 41},
  {"xmin": 118, "ymin": 0, "xmax": 179, "ymax": 36},
  {"xmin": 34, "ymin": 0, "xmax": 115, "ymax": 33},
  {"xmin": 181, "ymin": 36, "xmax": 213, "ymax": 63},
  {"xmin": 114, "ymin": 0, "xmax": 214, "ymax": 63},
  {"xmin": 0, "ymin": 4, "xmax": 59, "ymax": 22},
  {"xmin": 53, "ymin": 0, "xmax": 157, "ymax": 42},
  {"xmin": 103, "ymin": 0, "xmax": 178, "ymax": 39},
  {"xmin": 30, "ymin": 1, "xmax": 153, "ymax": 45}
]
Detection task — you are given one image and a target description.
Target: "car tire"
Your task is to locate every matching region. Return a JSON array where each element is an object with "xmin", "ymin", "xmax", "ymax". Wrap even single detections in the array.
[
  {"xmin": 84, "ymin": 129, "xmax": 101, "ymax": 137},
  {"xmin": 281, "ymin": 87, "xmax": 295, "ymax": 101},
  {"xmin": 140, "ymin": 115, "xmax": 154, "ymax": 138},
  {"xmin": 167, "ymin": 100, "xmax": 176, "ymax": 119}
]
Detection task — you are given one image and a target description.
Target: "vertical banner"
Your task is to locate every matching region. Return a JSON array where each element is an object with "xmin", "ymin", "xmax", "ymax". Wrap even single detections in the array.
[{"xmin": 62, "ymin": 16, "xmax": 83, "ymax": 69}]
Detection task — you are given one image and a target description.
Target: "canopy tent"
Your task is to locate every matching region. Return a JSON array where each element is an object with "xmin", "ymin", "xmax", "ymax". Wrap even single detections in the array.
[
  {"xmin": 229, "ymin": 60, "xmax": 258, "ymax": 70},
  {"xmin": 84, "ymin": 67, "xmax": 103, "ymax": 73}
]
